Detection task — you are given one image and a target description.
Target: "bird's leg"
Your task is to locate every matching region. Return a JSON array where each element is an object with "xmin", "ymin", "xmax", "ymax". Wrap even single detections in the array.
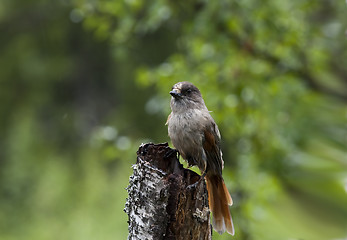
[
  {"xmin": 164, "ymin": 148, "xmax": 180, "ymax": 159},
  {"xmin": 186, "ymin": 160, "xmax": 207, "ymax": 189},
  {"xmin": 186, "ymin": 170, "xmax": 206, "ymax": 190}
]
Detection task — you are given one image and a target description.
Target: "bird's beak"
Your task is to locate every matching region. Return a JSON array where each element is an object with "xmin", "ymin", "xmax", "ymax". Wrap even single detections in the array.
[{"xmin": 170, "ymin": 88, "xmax": 182, "ymax": 98}]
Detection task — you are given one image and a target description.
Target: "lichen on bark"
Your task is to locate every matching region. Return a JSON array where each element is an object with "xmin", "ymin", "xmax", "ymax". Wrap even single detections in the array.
[{"xmin": 124, "ymin": 143, "xmax": 211, "ymax": 240}]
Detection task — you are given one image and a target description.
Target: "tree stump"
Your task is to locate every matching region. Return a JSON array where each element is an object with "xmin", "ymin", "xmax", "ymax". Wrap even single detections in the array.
[{"xmin": 124, "ymin": 143, "xmax": 212, "ymax": 240}]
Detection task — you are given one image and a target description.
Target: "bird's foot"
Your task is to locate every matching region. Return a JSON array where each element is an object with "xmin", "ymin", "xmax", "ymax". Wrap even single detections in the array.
[
  {"xmin": 186, "ymin": 172, "xmax": 206, "ymax": 190},
  {"xmin": 164, "ymin": 148, "xmax": 179, "ymax": 159}
]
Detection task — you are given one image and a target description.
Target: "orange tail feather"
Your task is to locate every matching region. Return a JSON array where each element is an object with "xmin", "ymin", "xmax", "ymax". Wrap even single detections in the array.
[{"xmin": 205, "ymin": 174, "xmax": 234, "ymax": 235}]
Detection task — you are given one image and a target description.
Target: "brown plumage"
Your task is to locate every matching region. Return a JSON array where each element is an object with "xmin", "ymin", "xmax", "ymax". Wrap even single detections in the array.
[{"xmin": 166, "ymin": 81, "xmax": 234, "ymax": 235}]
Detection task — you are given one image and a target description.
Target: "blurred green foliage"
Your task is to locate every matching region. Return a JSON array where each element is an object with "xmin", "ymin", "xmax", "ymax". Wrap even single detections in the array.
[{"xmin": 1, "ymin": 0, "xmax": 347, "ymax": 239}]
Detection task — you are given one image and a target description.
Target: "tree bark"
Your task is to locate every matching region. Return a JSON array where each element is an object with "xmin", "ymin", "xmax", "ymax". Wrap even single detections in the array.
[{"xmin": 124, "ymin": 143, "xmax": 212, "ymax": 240}]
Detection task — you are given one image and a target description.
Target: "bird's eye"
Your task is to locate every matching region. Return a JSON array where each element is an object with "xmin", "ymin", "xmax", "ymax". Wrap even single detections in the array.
[{"xmin": 186, "ymin": 89, "xmax": 192, "ymax": 94}]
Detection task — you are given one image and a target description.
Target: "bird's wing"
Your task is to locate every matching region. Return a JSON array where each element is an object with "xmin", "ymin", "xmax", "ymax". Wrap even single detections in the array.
[
  {"xmin": 165, "ymin": 112, "xmax": 172, "ymax": 125},
  {"xmin": 203, "ymin": 122, "xmax": 224, "ymax": 175}
]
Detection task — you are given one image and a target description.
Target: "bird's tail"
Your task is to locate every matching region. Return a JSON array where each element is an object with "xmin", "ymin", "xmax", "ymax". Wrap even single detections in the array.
[{"xmin": 205, "ymin": 174, "xmax": 234, "ymax": 235}]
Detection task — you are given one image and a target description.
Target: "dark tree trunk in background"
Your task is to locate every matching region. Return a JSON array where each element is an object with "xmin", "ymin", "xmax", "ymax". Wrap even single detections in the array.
[{"xmin": 124, "ymin": 143, "xmax": 212, "ymax": 240}]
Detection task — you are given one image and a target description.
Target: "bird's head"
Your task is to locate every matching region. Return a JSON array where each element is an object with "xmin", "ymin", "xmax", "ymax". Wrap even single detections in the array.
[{"xmin": 169, "ymin": 82, "xmax": 206, "ymax": 113}]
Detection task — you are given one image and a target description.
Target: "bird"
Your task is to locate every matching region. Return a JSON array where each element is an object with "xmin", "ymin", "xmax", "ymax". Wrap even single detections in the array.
[{"xmin": 166, "ymin": 81, "xmax": 234, "ymax": 235}]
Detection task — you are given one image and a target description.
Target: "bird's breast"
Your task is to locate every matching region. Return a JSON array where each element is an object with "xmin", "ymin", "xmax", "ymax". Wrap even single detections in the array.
[{"xmin": 168, "ymin": 109, "xmax": 209, "ymax": 167}]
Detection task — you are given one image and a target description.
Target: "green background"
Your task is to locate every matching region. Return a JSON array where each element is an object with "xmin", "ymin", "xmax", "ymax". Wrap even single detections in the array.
[{"xmin": 1, "ymin": 0, "xmax": 347, "ymax": 239}]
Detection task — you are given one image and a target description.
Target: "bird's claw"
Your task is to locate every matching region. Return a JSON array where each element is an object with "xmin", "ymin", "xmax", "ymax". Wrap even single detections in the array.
[
  {"xmin": 164, "ymin": 148, "xmax": 179, "ymax": 159},
  {"xmin": 186, "ymin": 171, "xmax": 206, "ymax": 190},
  {"xmin": 186, "ymin": 180, "xmax": 201, "ymax": 190}
]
